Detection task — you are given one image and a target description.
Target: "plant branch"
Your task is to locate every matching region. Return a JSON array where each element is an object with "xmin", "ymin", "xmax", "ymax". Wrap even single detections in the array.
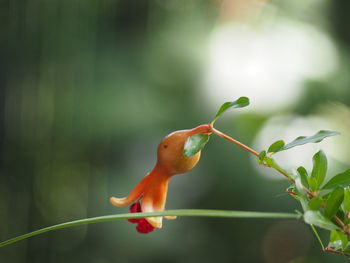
[
  {"xmin": 0, "ymin": 209, "xmax": 299, "ymax": 248},
  {"xmin": 210, "ymin": 126, "xmax": 259, "ymax": 157},
  {"xmin": 324, "ymin": 247, "xmax": 350, "ymax": 257},
  {"xmin": 210, "ymin": 126, "xmax": 350, "ymax": 238}
]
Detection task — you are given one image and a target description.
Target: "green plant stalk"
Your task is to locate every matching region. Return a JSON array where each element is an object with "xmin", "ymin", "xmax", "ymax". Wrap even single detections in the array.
[
  {"xmin": 310, "ymin": 224, "xmax": 325, "ymax": 250},
  {"xmin": 0, "ymin": 209, "xmax": 299, "ymax": 248}
]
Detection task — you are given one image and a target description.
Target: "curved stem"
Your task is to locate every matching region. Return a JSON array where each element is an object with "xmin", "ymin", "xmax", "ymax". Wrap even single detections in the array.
[{"xmin": 0, "ymin": 209, "xmax": 299, "ymax": 248}]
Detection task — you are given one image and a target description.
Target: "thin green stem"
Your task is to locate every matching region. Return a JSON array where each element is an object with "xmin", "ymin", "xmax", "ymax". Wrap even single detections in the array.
[
  {"xmin": 310, "ymin": 224, "xmax": 325, "ymax": 250},
  {"xmin": 0, "ymin": 209, "xmax": 299, "ymax": 248}
]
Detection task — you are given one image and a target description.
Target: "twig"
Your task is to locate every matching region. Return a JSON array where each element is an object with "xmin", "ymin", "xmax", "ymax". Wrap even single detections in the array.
[
  {"xmin": 210, "ymin": 126, "xmax": 350, "ymax": 238},
  {"xmin": 324, "ymin": 247, "xmax": 350, "ymax": 257},
  {"xmin": 210, "ymin": 126, "xmax": 259, "ymax": 157}
]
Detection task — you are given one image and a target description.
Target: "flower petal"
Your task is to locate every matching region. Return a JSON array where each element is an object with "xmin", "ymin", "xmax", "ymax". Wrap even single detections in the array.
[
  {"xmin": 141, "ymin": 170, "xmax": 170, "ymax": 228},
  {"xmin": 164, "ymin": 216, "xmax": 177, "ymax": 220},
  {"xmin": 110, "ymin": 174, "xmax": 150, "ymax": 207}
]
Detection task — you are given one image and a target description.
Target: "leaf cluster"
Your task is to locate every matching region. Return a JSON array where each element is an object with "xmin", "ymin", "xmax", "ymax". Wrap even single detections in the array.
[
  {"xmin": 262, "ymin": 131, "xmax": 350, "ymax": 255},
  {"xmin": 184, "ymin": 97, "xmax": 350, "ymax": 257}
]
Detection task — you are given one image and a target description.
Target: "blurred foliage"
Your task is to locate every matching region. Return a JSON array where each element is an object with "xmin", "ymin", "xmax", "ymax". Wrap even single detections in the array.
[{"xmin": 0, "ymin": 0, "xmax": 350, "ymax": 262}]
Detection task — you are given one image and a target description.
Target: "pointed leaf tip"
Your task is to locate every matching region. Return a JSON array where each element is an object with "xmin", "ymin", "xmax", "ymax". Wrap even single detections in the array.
[
  {"xmin": 311, "ymin": 150, "xmax": 327, "ymax": 190},
  {"xmin": 322, "ymin": 169, "xmax": 350, "ymax": 190},
  {"xmin": 267, "ymin": 140, "xmax": 285, "ymax": 153},
  {"xmin": 213, "ymin": 97, "xmax": 250, "ymax": 122},
  {"xmin": 268, "ymin": 130, "xmax": 340, "ymax": 153}
]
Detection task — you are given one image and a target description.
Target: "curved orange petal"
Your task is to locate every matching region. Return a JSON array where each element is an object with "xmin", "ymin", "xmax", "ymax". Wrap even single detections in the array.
[
  {"xmin": 110, "ymin": 173, "xmax": 150, "ymax": 207},
  {"xmin": 141, "ymin": 166, "xmax": 171, "ymax": 228}
]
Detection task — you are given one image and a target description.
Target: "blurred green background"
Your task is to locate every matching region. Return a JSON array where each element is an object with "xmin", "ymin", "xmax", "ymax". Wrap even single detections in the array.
[{"xmin": 1, "ymin": 0, "xmax": 350, "ymax": 262}]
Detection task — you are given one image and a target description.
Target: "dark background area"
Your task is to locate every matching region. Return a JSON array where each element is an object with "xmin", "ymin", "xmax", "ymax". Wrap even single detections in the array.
[{"xmin": 0, "ymin": 0, "xmax": 349, "ymax": 262}]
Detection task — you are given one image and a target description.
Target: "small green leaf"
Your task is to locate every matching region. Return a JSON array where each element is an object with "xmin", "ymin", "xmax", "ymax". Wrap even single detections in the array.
[
  {"xmin": 267, "ymin": 140, "xmax": 285, "ymax": 153},
  {"xmin": 309, "ymin": 197, "xmax": 323, "ymax": 211},
  {"xmin": 323, "ymin": 169, "xmax": 350, "ymax": 190},
  {"xmin": 213, "ymin": 97, "xmax": 249, "ymax": 122},
  {"xmin": 329, "ymin": 230, "xmax": 348, "ymax": 250},
  {"xmin": 304, "ymin": 211, "xmax": 339, "ymax": 231},
  {"xmin": 311, "ymin": 150, "xmax": 327, "ymax": 190},
  {"xmin": 297, "ymin": 166, "xmax": 309, "ymax": 188},
  {"xmin": 278, "ymin": 130, "xmax": 340, "ymax": 152},
  {"xmin": 324, "ymin": 187, "xmax": 344, "ymax": 219},
  {"xmin": 343, "ymin": 188, "xmax": 350, "ymax": 213},
  {"xmin": 183, "ymin": 134, "xmax": 210, "ymax": 157}
]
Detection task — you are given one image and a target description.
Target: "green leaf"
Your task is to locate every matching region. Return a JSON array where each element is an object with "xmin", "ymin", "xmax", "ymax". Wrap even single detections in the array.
[
  {"xmin": 295, "ymin": 177, "xmax": 306, "ymax": 197},
  {"xmin": 309, "ymin": 197, "xmax": 323, "ymax": 211},
  {"xmin": 324, "ymin": 187, "xmax": 344, "ymax": 219},
  {"xmin": 339, "ymin": 231, "xmax": 348, "ymax": 250},
  {"xmin": 183, "ymin": 134, "xmax": 210, "ymax": 157},
  {"xmin": 329, "ymin": 230, "xmax": 348, "ymax": 250},
  {"xmin": 323, "ymin": 169, "xmax": 350, "ymax": 190},
  {"xmin": 311, "ymin": 150, "xmax": 327, "ymax": 190},
  {"xmin": 0, "ymin": 209, "xmax": 299, "ymax": 248},
  {"xmin": 343, "ymin": 188, "xmax": 350, "ymax": 213},
  {"xmin": 258, "ymin": 150, "xmax": 266, "ymax": 162},
  {"xmin": 213, "ymin": 97, "xmax": 249, "ymax": 122},
  {"xmin": 268, "ymin": 130, "xmax": 340, "ymax": 153},
  {"xmin": 304, "ymin": 211, "xmax": 339, "ymax": 231},
  {"xmin": 297, "ymin": 166, "xmax": 309, "ymax": 188},
  {"xmin": 308, "ymin": 177, "xmax": 318, "ymax": 192},
  {"xmin": 267, "ymin": 140, "xmax": 285, "ymax": 153},
  {"xmin": 294, "ymin": 177, "xmax": 309, "ymax": 211}
]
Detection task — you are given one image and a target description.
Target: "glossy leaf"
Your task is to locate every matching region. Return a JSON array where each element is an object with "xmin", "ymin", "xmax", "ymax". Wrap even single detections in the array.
[
  {"xmin": 297, "ymin": 166, "xmax": 309, "ymax": 188},
  {"xmin": 267, "ymin": 140, "xmax": 285, "ymax": 153},
  {"xmin": 267, "ymin": 130, "xmax": 339, "ymax": 153},
  {"xmin": 343, "ymin": 188, "xmax": 350, "ymax": 213},
  {"xmin": 308, "ymin": 177, "xmax": 318, "ymax": 192},
  {"xmin": 329, "ymin": 230, "xmax": 348, "ymax": 250},
  {"xmin": 213, "ymin": 97, "xmax": 249, "ymax": 122},
  {"xmin": 311, "ymin": 150, "xmax": 327, "ymax": 190},
  {"xmin": 323, "ymin": 169, "xmax": 350, "ymax": 190},
  {"xmin": 183, "ymin": 134, "xmax": 210, "ymax": 157},
  {"xmin": 309, "ymin": 197, "xmax": 323, "ymax": 211},
  {"xmin": 304, "ymin": 211, "xmax": 339, "ymax": 231},
  {"xmin": 324, "ymin": 187, "xmax": 344, "ymax": 219}
]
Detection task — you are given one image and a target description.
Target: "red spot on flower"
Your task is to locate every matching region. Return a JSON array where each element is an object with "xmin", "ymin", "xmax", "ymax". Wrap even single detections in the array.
[
  {"xmin": 128, "ymin": 201, "xmax": 155, "ymax": 234},
  {"xmin": 136, "ymin": 219, "xmax": 155, "ymax": 234},
  {"xmin": 128, "ymin": 202, "xmax": 141, "ymax": 223}
]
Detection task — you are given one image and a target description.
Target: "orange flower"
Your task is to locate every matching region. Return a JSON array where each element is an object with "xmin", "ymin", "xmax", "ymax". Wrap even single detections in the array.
[{"xmin": 110, "ymin": 124, "xmax": 211, "ymax": 232}]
